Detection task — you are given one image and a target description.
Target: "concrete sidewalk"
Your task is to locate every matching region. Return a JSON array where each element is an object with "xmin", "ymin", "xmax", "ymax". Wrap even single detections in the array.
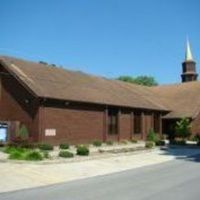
[{"xmin": 0, "ymin": 147, "xmax": 200, "ymax": 193}]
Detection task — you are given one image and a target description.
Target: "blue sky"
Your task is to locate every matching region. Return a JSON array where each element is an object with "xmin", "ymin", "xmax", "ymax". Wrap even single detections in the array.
[{"xmin": 0, "ymin": 0, "xmax": 200, "ymax": 84}]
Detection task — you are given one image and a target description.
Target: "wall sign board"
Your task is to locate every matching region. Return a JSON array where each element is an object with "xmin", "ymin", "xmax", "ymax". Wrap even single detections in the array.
[{"xmin": 45, "ymin": 129, "xmax": 56, "ymax": 136}]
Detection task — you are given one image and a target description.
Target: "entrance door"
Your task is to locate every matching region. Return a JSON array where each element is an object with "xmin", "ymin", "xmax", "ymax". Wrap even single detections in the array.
[{"xmin": 0, "ymin": 123, "xmax": 8, "ymax": 142}]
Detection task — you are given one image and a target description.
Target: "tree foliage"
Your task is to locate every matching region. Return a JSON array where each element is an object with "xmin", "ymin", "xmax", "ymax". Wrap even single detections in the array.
[
  {"xmin": 175, "ymin": 118, "xmax": 191, "ymax": 139},
  {"xmin": 17, "ymin": 124, "xmax": 29, "ymax": 140},
  {"xmin": 117, "ymin": 75, "xmax": 158, "ymax": 86}
]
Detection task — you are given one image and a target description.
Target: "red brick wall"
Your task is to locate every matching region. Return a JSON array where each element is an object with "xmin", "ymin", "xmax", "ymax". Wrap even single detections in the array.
[
  {"xmin": 40, "ymin": 105, "xmax": 105, "ymax": 144},
  {"xmin": 0, "ymin": 66, "xmax": 39, "ymax": 141}
]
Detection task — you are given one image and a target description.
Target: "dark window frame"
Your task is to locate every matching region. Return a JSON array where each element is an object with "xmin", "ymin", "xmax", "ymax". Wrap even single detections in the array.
[
  {"xmin": 108, "ymin": 108, "xmax": 118, "ymax": 135},
  {"xmin": 134, "ymin": 112, "xmax": 142, "ymax": 134},
  {"xmin": 154, "ymin": 113, "xmax": 160, "ymax": 133}
]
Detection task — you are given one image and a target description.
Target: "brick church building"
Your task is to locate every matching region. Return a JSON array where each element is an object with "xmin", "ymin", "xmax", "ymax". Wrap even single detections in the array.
[{"xmin": 0, "ymin": 41, "xmax": 200, "ymax": 144}]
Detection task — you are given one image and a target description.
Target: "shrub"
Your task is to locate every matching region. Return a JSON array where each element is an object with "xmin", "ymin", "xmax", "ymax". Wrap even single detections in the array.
[
  {"xmin": 59, "ymin": 151, "xmax": 74, "ymax": 158},
  {"xmin": 195, "ymin": 135, "xmax": 200, "ymax": 146},
  {"xmin": 190, "ymin": 135, "xmax": 197, "ymax": 142},
  {"xmin": 25, "ymin": 151, "xmax": 43, "ymax": 161},
  {"xmin": 59, "ymin": 143, "xmax": 69, "ymax": 149},
  {"xmin": 106, "ymin": 141, "xmax": 113, "ymax": 145},
  {"xmin": 170, "ymin": 140, "xmax": 186, "ymax": 145},
  {"xmin": 93, "ymin": 140, "xmax": 102, "ymax": 147},
  {"xmin": 42, "ymin": 151, "xmax": 50, "ymax": 159},
  {"xmin": 130, "ymin": 139, "xmax": 138, "ymax": 143},
  {"xmin": 155, "ymin": 140, "xmax": 165, "ymax": 146},
  {"xmin": 7, "ymin": 141, "xmax": 35, "ymax": 149},
  {"xmin": 8, "ymin": 137, "xmax": 28, "ymax": 148},
  {"xmin": 4, "ymin": 147, "xmax": 12, "ymax": 154},
  {"xmin": 120, "ymin": 140, "xmax": 128, "ymax": 144},
  {"xmin": 4, "ymin": 146, "xmax": 26, "ymax": 154},
  {"xmin": 20, "ymin": 142, "xmax": 37, "ymax": 149},
  {"xmin": 160, "ymin": 134, "xmax": 166, "ymax": 140},
  {"xmin": 4, "ymin": 146, "xmax": 13, "ymax": 154},
  {"xmin": 145, "ymin": 141, "xmax": 155, "ymax": 149},
  {"xmin": 193, "ymin": 135, "xmax": 200, "ymax": 142},
  {"xmin": 6, "ymin": 146, "xmax": 43, "ymax": 161},
  {"xmin": 147, "ymin": 129, "xmax": 158, "ymax": 142},
  {"xmin": 76, "ymin": 145, "xmax": 89, "ymax": 156},
  {"xmin": 9, "ymin": 151, "xmax": 24, "ymax": 160},
  {"xmin": 38, "ymin": 144, "xmax": 54, "ymax": 151}
]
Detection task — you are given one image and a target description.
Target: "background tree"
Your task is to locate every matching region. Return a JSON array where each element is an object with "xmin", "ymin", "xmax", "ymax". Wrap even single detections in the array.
[{"xmin": 117, "ymin": 75, "xmax": 158, "ymax": 86}]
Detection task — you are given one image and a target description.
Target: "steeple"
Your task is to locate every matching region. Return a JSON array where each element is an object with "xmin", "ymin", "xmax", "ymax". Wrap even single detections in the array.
[
  {"xmin": 185, "ymin": 39, "xmax": 193, "ymax": 61},
  {"xmin": 181, "ymin": 39, "xmax": 198, "ymax": 83}
]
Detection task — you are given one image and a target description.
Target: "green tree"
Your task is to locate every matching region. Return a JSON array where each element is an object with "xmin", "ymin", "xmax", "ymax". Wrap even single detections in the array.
[
  {"xmin": 175, "ymin": 118, "xmax": 191, "ymax": 140},
  {"xmin": 117, "ymin": 75, "xmax": 158, "ymax": 86}
]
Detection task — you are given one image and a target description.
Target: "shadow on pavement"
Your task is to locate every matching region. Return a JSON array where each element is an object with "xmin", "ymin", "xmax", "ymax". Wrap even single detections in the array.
[{"xmin": 159, "ymin": 145, "xmax": 200, "ymax": 163}]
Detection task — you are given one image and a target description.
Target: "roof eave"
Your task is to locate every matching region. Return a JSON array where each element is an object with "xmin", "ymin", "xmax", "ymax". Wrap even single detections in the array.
[{"xmin": 39, "ymin": 95, "xmax": 169, "ymax": 112}]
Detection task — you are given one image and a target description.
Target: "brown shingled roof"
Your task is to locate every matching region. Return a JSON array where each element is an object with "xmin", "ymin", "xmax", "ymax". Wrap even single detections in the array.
[
  {"xmin": 150, "ymin": 82, "xmax": 200, "ymax": 119},
  {"xmin": 1, "ymin": 56, "xmax": 200, "ymax": 119},
  {"xmin": 0, "ymin": 56, "xmax": 167, "ymax": 111}
]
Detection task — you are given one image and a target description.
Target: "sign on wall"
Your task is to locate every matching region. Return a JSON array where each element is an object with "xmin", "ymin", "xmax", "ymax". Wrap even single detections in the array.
[
  {"xmin": 0, "ymin": 128, "xmax": 7, "ymax": 141},
  {"xmin": 45, "ymin": 129, "xmax": 56, "ymax": 136}
]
